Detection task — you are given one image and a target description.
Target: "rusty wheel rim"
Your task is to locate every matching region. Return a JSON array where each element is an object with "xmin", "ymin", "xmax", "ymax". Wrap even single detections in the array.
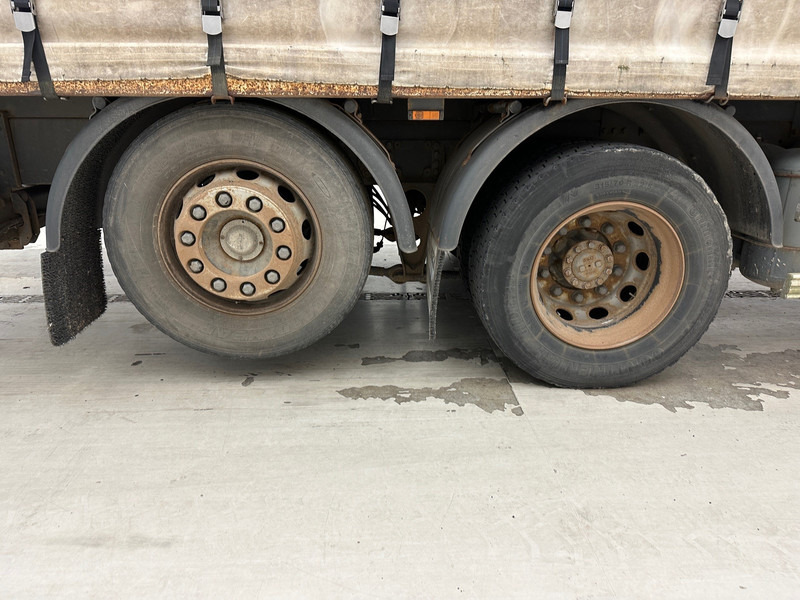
[
  {"xmin": 157, "ymin": 160, "xmax": 319, "ymax": 315},
  {"xmin": 530, "ymin": 201, "xmax": 685, "ymax": 350}
]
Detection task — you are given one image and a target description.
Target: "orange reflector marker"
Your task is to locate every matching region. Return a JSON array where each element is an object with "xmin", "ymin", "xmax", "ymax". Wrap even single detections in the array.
[{"xmin": 410, "ymin": 110, "xmax": 442, "ymax": 121}]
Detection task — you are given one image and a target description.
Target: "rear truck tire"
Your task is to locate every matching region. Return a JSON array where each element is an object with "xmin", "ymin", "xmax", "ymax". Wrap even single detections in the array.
[
  {"xmin": 103, "ymin": 103, "xmax": 372, "ymax": 358},
  {"xmin": 467, "ymin": 143, "xmax": 732, "ymax": 388}
]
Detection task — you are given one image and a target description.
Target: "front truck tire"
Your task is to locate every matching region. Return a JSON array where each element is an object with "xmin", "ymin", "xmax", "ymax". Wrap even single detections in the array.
[
  {"xmin": 103, "ymin": 104, "xmax": 372, "ymax": 358},
  {"xmin": 468, "ymin": 143, "xmax": 732, "ymax": 388}
]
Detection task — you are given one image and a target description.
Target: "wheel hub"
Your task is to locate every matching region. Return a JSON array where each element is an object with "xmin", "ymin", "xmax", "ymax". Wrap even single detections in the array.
[
  {"xmin": 530, "ymin": 201, "xmax": 685, "ymax": 350},
  {"xmin": 562, "ymin": 240, "xmax": 613, "ymax": 289},
  {"xmin": 167, "ymin": 164, "xmax": 316, "ymax": 305},
  {"xmin": 220, "ymin": 219, "xmax": 264, "ymax": 261}
]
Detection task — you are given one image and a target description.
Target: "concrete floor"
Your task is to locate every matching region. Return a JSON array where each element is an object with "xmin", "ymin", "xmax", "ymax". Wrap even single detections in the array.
[{"xmin": 1, "ymin": 237, "xmax": 799, "ymax": 599}]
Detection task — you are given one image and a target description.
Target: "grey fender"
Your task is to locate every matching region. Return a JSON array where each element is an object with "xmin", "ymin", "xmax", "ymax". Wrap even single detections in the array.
[
  {"xmin": 47, "ymin": 97, "xmax": 415, "ymax": 253},
  {"xmin": 429, "ymin": 99, "xmax": 784, "ymax": 252}
]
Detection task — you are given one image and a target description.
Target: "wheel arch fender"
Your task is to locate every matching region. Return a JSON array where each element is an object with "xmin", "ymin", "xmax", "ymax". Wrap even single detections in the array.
[
  {"xmin": 46, "ymin": 98, "xmax": 416, "ymax": 253},
  {"xmin": 430, "ymin": 99, "xmax": 784, "ymax": 252}
]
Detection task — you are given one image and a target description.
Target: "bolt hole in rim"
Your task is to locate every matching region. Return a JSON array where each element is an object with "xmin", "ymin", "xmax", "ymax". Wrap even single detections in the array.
[
  {"xmin": 158, "ymin": 160, "xmax": 320, "ymax": 315},
  {"xmin": 531, "ymin": 201, "xmax": 685, "ymax": 350}
]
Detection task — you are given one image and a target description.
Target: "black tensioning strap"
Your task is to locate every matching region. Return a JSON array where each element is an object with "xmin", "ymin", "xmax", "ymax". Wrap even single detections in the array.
[
  {"xmin": 706, "ymin": 0, "xmax": 742, "ymax": 100},
  {"xmin": 377, "ymin": 0, "xmax": 400, "ymax": 104},
  {"xmin": 10, "ymin": 0, "xmax": 56, "ymax": 99},
  {"xmin": 550, "ymin": 0, "xmax": 574, "ymax": 103},
  {"xmin": 201, "ymin": 0, "xmax": 229, "ymax": 100}
]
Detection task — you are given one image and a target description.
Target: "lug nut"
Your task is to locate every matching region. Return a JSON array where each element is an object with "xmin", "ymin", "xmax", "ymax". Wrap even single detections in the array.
[
  {"xmin": 602, "ymin": 223, "xmax": 614, "ymax": 235},
  {"xmin": 543, "ymin": 247, "xmax": 552, "ymax": 256},
  {"xmin": 605, "ymin": 268, "xmax": 613, "ymax": 275},
  {"xmin": 265, "ymin": 270, "xmax": 280, "ymax": 284},
  {"xmin": 613, "ymin": 266, "xmax": 624, "ymax": 276},
  {"xmin": 571, "ymin": 278, "xmax": 580, "ymax": 286},
  {"xmin": 597, "ymin": 285, "xmax": 609, "ymax": 295},
  {"xmin": 270, "ymin": 218, "xmax": 285, "ymax": 233},
  {"xmin": 564, "ymin": 268, "xmax": 573, "ymax": 277},
  {"xmin": 580, "ymin": 217, "xmax": 592, "ymax": 228},
  {"xmin": 188, "ymin": 259, "xmax": 204, "ymax": 273},
  {"xmin": 241, "ymin": 282, "xmax": 256, "ymax": 296},
  {"xmin": 588, "ymin": 241, "xmax": 597, "ymax": 249},
  {"xmin": 572, "ymin": 292, "xmax": 585, "ymax": 303},
  {"xmin": 551, "ymin": 286, "xmax": 563, "ymax": 297},
  {"xmin": 277, "ymin": 246, "xmax": 292, "ymax": 260},
  {"xmin": 614, "ymin": 242, "xmax": 627, "ymax": 253},
  {"xmin": 180, "ymin": 232, "xmax": 196, "ymax": 246},
  {"xmin": 191, "ymin": 205, "xmax": 206, "ymax": 220},
  {"xmin": 539, "ymin": 268, "xmax": 550, "ymax": 279},
  {"xmin": 559, "ymin": 227, "xmax": 569, "ymax": 236},
  {"xmin": 216, "ymin": 192, "xmax": 233, "ymax": 207},
  {"xmin": 247, "ymin": 197, "xmax": 263, "ymax": 212},
  {"xmin": 211, "ymin": 278, "xmax": 227, "ymax": 292},
  {"xmin": 566, "ymin": 256, "xmax": 574, "ymax": 264}
]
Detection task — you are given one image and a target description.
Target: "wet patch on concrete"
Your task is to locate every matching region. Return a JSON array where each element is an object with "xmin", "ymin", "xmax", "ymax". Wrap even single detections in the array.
[
  {"xmin": 241, "ymin": 373, "xmax": 258, "ymax": 387},
  {"xmin": 129, "ymin": 322, "xmax": 153, "ymax": 334},
  {"xmin": 335, "ymin": 343, "xmax": 361, "ymax": 349},
  {"xmin": 361, "ymin": 347, "xmax": 497, "ymax": 367},
  {"xmin": 585, "ymin": 345, "xmax": 800, "ymax": 412},
  {"xmin": 338, "ymin": 377, "xmax": 522, "ymax": 415}
]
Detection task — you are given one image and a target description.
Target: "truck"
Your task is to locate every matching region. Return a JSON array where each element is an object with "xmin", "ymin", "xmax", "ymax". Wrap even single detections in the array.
[{"xmin": 1, "ymin": 0, "xmax": 798, "ymax": 388}]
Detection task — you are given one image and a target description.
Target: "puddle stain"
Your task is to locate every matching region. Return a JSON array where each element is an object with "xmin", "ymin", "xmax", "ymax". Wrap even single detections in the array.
[
  {"xmin": 361, "ymin": 347, "xmax": 497, "ymax": 367},
  {"xmin": 129, "ymin": 322, "xmax": 154, "ymax": 334},
  {"xmin": 337, "ymin": 377, "xmax": 523, "ymax": 415},
  {"xmin": 241, "ymin": 373, "xmax": 258, "ymax": 387},
  {"xmin": 585, "ymin": 345, "xmax": 800, "ymax": 412},
  {"xmin": 335, "ymin": 343, "xmax": 361, "ymax": 349}
]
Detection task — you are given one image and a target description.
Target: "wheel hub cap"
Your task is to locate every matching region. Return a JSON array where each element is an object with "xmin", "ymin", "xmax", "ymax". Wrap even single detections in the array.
[
  {"xmin": 220, "ymin": 219, "xmax": 264, "ymax": 261},
  {"xmin": 562, "ymin": 240, "xmax": 613, "ymax": 289}
]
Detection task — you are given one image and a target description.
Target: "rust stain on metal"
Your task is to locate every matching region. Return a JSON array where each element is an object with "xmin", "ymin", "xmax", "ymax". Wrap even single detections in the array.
[
  {"xmin": 55, "ymin": 76, "xmax": 214, "ymax": 97},
  {"xmin": 1, "ymin": 76, "xmax": 799, "ymax": 100},
  {"xmin": 0, "ymin": 81, "xmax": 42, "ymax": 96},
  {"xmin": 0, "ymin": 76, "xmax": 214, "ymax": 97}
]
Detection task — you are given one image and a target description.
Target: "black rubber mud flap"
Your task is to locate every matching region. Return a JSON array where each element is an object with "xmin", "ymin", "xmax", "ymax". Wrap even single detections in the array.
[{"xmin": 41, "ymin": 198, "xmax": 106, "ymax": 346}]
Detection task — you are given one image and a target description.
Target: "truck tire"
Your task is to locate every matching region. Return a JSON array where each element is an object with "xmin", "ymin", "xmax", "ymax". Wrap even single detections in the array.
[
  {"xmin": 467, "ymin": 143, "xmax": 732, "ymax": 388},
  {"xmin": 103, "ymin": 104, "xmax": 372, "ymax": 358}
]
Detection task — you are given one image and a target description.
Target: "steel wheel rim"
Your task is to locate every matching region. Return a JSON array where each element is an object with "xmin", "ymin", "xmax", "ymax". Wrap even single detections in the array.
[
  {"xmin": 157, "ymin": 160, "xmax": 320, "ymax": 315},
  {"xmin": 530, "ymin": 201, "xmax": 685, "ymax": 350}
]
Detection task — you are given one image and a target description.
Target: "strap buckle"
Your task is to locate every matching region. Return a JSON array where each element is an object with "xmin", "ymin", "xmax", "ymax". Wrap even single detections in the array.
[
  {"xmin": 202, "ymin": 0, "xmax": 223, "ymax": 36},
  {"xmin": 717, "ymin": 0, "xmax": 742, "ymax": 39},
  {"xmin": 554, "ymin": 0, "xmax": 574, "ymax": 30},
  {"xmin": 10, "ymin": 0, "xmax": 36, "ymax": 32},
  {"xmin": 380, "ymin": 0, "xmax": 400, "ymax": 36}
]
